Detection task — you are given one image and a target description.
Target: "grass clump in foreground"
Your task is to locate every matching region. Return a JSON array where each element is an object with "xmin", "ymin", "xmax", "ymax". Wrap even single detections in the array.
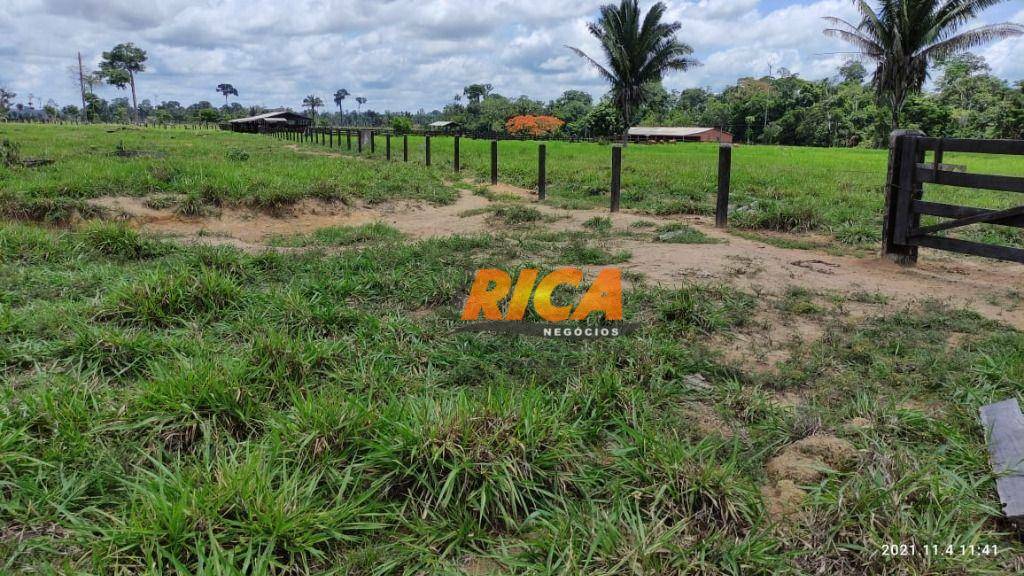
[{"xmin": 1, "ymin": 219, "xmax": 1022, "ymax": 574}]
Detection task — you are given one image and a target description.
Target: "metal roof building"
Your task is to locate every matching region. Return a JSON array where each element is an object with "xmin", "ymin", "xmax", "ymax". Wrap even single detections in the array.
[
  {"xmin": 627, "ymin": 126, "xmax": 732, "ymax": 144},
  {"xmin": 225, "ymin": 109, "xmax": 311, "ymax": 133},
  {"xmin": 427, "ymin": 120, "xmax": 461, "ymax": 133}
]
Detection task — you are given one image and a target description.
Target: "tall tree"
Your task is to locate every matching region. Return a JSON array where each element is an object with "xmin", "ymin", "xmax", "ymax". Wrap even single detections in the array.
[
  {"xmin": 303, "ymin": 94, "xmax": 324, "ymax": 120},
  {"xmin": 567, "ymin": 0, "xmax": 699, "ymax": 144},
  {"xmin": 839, "ymin": 60, "xmax": 867, "ymax": 84},
  {"xmin": 0, "ymin": 87, "xmax": 15, "ymax": 114},
  {"xmin": 216, "ymin": 83, "xmax": 239, "ymax": 105},
  {"xmin": 97, "ymin": 43, "xmax": 148, "ymax": 122},
  {"xmin": 355, "ymin": 96, "xmax": 367, "ymax": 123},
  {"xmin": 333, "ymin": 89, "xmax": 350, "ymax": 122},
  {"xmin": 462, "ymin": 84, "xmax": 493, "ymax": 105},
  {"xmin": 824, "ymin": 0, "xmax": 1022, "ymax": 131}
]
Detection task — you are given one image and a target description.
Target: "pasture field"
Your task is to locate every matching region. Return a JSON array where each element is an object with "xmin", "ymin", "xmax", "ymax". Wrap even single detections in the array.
[
  {"xmin": 2, "ymin": 124, "xmax": 1024, "ymax": 574},
  {"xmin": 4, "ymin": 124, "xmax": 1024, "ymax": 248}
]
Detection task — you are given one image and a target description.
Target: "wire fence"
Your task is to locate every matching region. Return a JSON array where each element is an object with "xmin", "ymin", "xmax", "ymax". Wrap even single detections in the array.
[{"xmin": 259, "ymin": 126, "xmax": 736, "ymax": 222}]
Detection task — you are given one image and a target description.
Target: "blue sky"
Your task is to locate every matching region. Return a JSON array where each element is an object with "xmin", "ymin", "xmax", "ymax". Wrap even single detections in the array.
[{"xmin": 1, "ymin": 1, "xmax": 1022, "ymax": 112}]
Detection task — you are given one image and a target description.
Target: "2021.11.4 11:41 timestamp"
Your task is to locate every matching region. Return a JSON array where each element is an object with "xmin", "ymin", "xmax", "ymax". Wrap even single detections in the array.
[{"xmin": 881, "ymin": 544, "xmax": 1001, "ymax": 557}]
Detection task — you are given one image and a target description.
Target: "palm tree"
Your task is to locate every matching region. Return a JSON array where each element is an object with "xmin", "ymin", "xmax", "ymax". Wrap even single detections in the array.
[
  {"xmin": 303, "ymin": 94, "xmax": 323, "ymax": 121},
  {"xmin": 567, "ymin": 0, "xmax": 699, "ymax": 144},
  {"xmin": 333, "ymin": 89, "xmax": 350, "ymax": 124},
  {"xmin": 824, "ymin": 0, "xmax": 1022, "ymax": 131},
  {"xmin": 355, "ymin": 96, "xmax": 367, "ymax": 124}
]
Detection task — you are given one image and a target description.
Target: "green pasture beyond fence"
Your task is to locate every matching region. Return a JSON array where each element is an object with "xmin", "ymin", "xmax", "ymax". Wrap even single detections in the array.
[
  {"xmin": 268, "ymin": 127, "xmax": 1024, "ymax": 245},
  {"xmin": 272, "ymin": 127, "xmax": 887, "ymax": 219},
  {"xmin": 4, "ymin": 122, "xmax": 1024, "ymax": 250}
]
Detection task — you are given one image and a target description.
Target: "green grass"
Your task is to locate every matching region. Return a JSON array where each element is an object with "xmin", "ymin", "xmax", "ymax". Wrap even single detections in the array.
[
  {"xmin": 1, "ymin": 125, "xmax": 1023, "ymax": 573},
  {"xmin": 268, "ymin": 222, "xmax": 404, "ymax": 248},
  {"xmin": 2, "ymin": 218, "xmax": 1022, "ymax": 573},
  {"xmin": 0, "ymin": 124, "xmax": 456, "ymax": 223}
]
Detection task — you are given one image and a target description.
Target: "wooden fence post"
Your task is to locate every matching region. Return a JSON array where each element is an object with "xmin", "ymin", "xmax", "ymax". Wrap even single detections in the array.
[
  {"xmin": 882, "ymin": 129, "xmax": 925, "ymax": 265},
  {"xmin": 538, "ymin": 144, "xmax": 546, "ymax": 200},
  {"xmin": 370, "ymin": 132, "xmax": 376, "ymax": 154},
  {"xmin": 386, "ymin": 134, "xmax": 391, "ymax": 160},
  {"xmin": 403, "ymin": 135, "xmax": 409, "ymax": 162},
  {"xmin": 347, "ymin": 130, "xmax": 352, "ymax": 150},
  {"xmin": 490, "ymin": 140, "xmax": 498, "ymax": 185},
  {"xmin": 715, "ymin": 144, "xmax": 732, "ymax": 228},
  {"xmin": 357, "ymin": 131, "xmax": 363, "ymax": 153},
  {"xmin": 330, "ymin": 129, "xmax": 334, "ymax": 148},
  {"xmin": 425, "ymin": 135, "xmax": 431, "ymax": 166},
  {"xmin": 454, "ymin": 136, "xmax": 460, "ymax": 172},
  {"xmin": 610, "ymin": 145, "xmax": 622, "ymax": 213}
]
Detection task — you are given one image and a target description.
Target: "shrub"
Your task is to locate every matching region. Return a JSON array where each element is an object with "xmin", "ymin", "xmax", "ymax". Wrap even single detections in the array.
[
  {"xmin": 226, "ymin": 148, "xmax": 250, "ymax": 162},
  {"xmin": 390, "ymin": 116, "xmax": 413, "ymax": 135},
  {"xmin": 1, "ymin": 138, "xmax": 21, "ymax": 167}
]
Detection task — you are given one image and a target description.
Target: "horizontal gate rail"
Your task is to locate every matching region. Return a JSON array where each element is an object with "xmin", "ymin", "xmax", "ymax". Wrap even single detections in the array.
[
  {"xmin": 913, "ymin": 200, "xmax": 1024, "ymax": 228},
  {"xmin": 908, "ymin": 235, "xmax": 1024, "ymax": 264},
  {"xmin": 916, "ymin": 166, "xmax": 1024, "ymax": 194},
  {"xmin": 915, "ymin": 137, "xmax": 1024, "ymax": 156}
]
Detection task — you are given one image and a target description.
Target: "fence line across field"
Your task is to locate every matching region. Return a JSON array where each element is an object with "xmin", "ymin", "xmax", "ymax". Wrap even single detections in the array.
[{"xmin": 264, "ymin": 125, "xmax": 734, "ymax": 219}]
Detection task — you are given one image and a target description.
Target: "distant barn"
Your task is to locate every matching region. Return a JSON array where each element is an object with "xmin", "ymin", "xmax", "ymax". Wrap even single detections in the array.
[
  {"xmin": 225, "ymin": 110, "xmax": 311, "ymax": 133},
  {"xmin": 628, "ymin": 127, "xmax": 732, "ymax": 144},
  {"xmin": 427, "ymin": 120, "xmax": 461, "ymax": 133}
]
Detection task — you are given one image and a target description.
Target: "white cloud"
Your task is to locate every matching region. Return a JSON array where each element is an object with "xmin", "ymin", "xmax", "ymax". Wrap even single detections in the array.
[{"xmin": 0, "ymin": 0, "xmax": 1019, "ymax": 111}]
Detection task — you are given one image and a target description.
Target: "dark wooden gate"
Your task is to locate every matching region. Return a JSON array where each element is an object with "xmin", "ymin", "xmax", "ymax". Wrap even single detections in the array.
[{"xmin": 883, "ymin": 133, "xmax": 1024, "ymax": 265}]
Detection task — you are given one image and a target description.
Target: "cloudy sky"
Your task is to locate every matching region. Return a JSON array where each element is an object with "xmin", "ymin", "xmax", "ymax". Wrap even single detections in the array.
[{"xmin": 1, "ymin": 0, "xmax": 1022, "ymax": 112}]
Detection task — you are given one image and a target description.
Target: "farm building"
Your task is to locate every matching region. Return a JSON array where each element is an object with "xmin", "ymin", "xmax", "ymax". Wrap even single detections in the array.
[
  {"xmin": 427, "ymin": 120, "xmax": 461, "ymax": 133},
  {"xmin": 628, "ymin": 126, "xmax": 733, "ymax": 144},
  {"xmin": 225, "ymin": 109, "xmax": 311, "ymax": 133}
]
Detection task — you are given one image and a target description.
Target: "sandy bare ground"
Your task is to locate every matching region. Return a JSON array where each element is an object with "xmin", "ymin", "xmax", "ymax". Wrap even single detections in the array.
[{"xmin": 89, "ymin": 183, "xmax": 1024, "ymax": 333}]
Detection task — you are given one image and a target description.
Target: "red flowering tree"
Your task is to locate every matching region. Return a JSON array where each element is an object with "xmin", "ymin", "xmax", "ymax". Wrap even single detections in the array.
[{"xmin": 506, "ymin": 115, "xmax": 565, "ymax": 137}]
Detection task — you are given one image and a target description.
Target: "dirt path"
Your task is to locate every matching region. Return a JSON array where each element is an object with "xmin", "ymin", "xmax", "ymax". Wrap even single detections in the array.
[{"xmin": 89, "ymin": 183, "xmax": 1024, "ymax": 330}]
